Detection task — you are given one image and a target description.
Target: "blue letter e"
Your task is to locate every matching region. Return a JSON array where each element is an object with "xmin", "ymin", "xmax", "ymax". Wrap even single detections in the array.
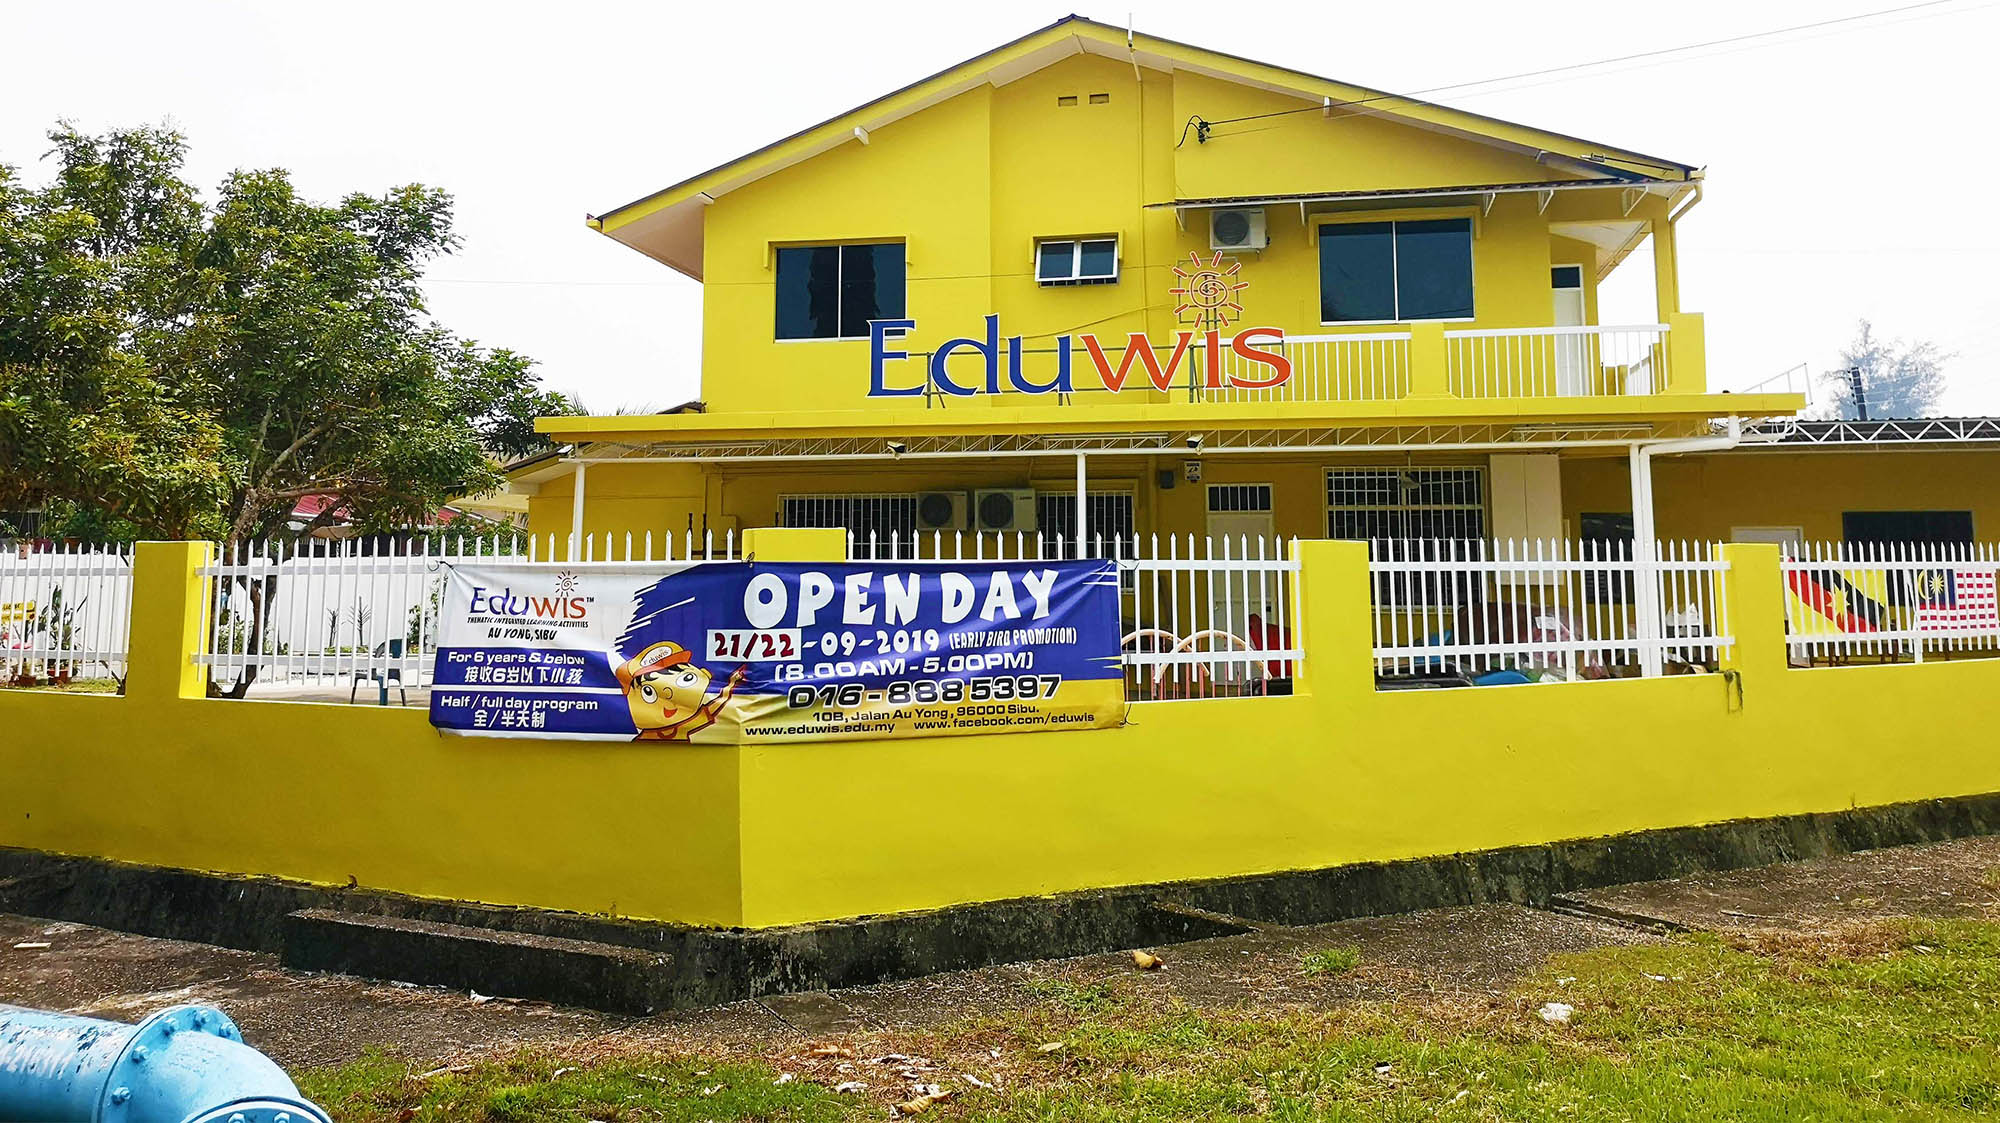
[{"xmin": 868, "ymin": 319, "xmax": 921, "ymax": 397}]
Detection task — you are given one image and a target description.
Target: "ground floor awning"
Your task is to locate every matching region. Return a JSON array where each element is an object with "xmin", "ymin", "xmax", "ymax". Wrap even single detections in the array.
[{"xmin": 540, "ymin": 419, "xmax": 1738, "ymax": 470}]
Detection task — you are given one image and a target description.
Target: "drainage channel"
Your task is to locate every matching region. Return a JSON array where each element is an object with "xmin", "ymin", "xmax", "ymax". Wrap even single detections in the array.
[{"xmin": 1541, "ymin": 895, "xmax": 1696, "ymax": 935}]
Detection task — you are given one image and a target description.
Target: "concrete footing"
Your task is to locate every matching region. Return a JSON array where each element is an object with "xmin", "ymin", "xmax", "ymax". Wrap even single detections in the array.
[{"xmin": 5, "ymin": 791, "xmax": 1998, "ymax": 1013}]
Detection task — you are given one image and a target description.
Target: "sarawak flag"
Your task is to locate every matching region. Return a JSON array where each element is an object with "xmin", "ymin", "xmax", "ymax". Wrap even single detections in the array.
[{"xmin": 1785, "ymin": 567, "xmax": 1886, "ymax": 633}]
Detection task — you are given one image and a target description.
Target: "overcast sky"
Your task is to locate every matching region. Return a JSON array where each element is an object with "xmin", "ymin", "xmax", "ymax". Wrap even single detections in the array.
[{"xmin": 4, "ymin": 0, "xmax": 1995, "ymax": 415}]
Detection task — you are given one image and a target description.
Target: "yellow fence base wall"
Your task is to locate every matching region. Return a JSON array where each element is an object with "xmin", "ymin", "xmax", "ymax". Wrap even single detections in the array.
[{"xmin": 4, "ymin": 542, "xmax": 1999, "ymax": 930}]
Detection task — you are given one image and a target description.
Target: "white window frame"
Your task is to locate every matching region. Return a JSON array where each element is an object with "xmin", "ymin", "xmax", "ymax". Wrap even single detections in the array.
[
  {"xmin": 1315, "ymin": 217, "xmax": 1476, "ymax": 327},
  {"xmin": 1035, "ymin": 236, "xmax": 1120, "ymax": 286}
]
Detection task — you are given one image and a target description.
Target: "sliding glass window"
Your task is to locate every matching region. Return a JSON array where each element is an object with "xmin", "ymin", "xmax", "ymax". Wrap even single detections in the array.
[
  {"xmin": 775, "ymin": 242, "xmax": 906, "ymax": 340},
  {"xmin": 1319, "ymin": 218, "xmax": 1473, "ymax": 323}
]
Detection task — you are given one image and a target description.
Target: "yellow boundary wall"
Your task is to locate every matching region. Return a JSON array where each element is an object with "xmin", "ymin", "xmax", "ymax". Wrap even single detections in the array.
[{"xmin": 3, "ymin": 541, "xmax": 1998, "ymax": 929}]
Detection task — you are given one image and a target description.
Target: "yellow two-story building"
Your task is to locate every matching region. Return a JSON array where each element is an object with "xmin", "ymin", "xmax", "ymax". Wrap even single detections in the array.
[{"xmin": 514, "ymin": 15, "xmax": 1995, "ymax": 562}]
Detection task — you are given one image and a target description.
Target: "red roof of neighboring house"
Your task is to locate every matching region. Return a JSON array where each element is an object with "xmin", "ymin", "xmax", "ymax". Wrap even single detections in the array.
[{"xmin": 290, "ymin": 495, "xmax": 467, "ymax": 526}]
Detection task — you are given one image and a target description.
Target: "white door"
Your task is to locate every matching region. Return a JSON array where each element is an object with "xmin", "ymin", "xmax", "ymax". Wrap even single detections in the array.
[
  {"xmin": 1551, "ymin": 265, "xmax": 1589, "ymax": 396},
  {"xmin": 1204, "ymin": 486, "xmax": 1277, "ymax": 664}
]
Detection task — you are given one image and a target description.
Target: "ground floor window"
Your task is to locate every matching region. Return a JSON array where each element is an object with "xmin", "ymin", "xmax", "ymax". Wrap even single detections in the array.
[
  {"xmin": 1579, "ymin": 511, "xmax": 1635, "ymax": 603},
  {"xmin": 779, "ymin": 493, "xmax": 918, "ymax": 550},
  {"xmin": 1330, "ymin": 467, "xmax": 1484, "ymax": 603},
  {"xmin": 1035, "ymin": 490, "xmax": 1136, "ymax": 554},
  {"xmin": 1842, "ymin": 510, "xmax": 1973, "ymax": 545},
  {"xmin": 1326, "ymin": 468, "xmax": 1484, "ymax": 547}
]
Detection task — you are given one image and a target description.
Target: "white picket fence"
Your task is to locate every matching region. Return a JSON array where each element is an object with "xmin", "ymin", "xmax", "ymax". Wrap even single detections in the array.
[
  {"xmin": 1782, "ymin": 541, "xmax": 2000, "ymax": 664},
  {"xmin": 847, "ymin": 531, "xmax": 1301, "ymax": 702},
  {"xmin": 197, "ymin": 531, "xmax": 737, "ymax": 697},
  {"xmin": 1369, "ymin": 539, "xmax": 1731, "ymax": 684},
  {"xmin": 0, "ymin": 542, "xmax": 135, "ymax": 685}
]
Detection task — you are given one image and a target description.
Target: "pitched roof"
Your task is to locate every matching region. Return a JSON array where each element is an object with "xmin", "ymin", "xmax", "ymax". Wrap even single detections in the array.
[{"xmin": 591, "ymin": 14, "xmax": 1697, "ymax": 279}]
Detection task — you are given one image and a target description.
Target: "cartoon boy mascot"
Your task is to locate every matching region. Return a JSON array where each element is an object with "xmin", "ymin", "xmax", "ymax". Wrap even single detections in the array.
[{"xmin": 613, "ymin": 641, "xmax": 748, "ymax": 742}]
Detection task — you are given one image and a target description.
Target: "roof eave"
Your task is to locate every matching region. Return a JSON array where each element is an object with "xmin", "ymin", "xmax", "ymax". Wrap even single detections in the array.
[{"xmin": 589, "ymin": 16, "xmax": 1697, "ymax": 252}]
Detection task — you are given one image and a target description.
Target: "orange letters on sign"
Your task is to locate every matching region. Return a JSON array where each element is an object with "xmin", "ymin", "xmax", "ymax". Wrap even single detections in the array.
[
  {"xmin": 1082, "ymin": 331, "xmax": 1198, "ymax": 392},
  {"xmin": 1227, "ymin": 327, "xmax": 1291, "ymax": 389}
]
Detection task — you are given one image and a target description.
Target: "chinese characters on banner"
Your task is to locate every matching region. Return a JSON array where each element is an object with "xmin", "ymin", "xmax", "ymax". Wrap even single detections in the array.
[{"xmin": 428, "ymin": 560, "xmax": 1125, "ymax": 742}]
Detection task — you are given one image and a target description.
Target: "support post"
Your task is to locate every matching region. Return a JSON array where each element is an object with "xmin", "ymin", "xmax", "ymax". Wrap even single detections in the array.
[
  {"xmin": 1629, "ymin": 445, "xmax": 1663, "ymax": 677},
  {"xmin": 1651, "ymin": 215, "xmax": 1680, "ymax": 318},
  {"xmin": 1075, "ymin": 452, "xmax": 1087, "ymax": 559},
  {"xmin": 1717, "ymin": 542, "xmax": 1785, "ymax": 685},
  {"xmin": 1288, "ymin": 539, "xmax": 1376, "ymax": 699},
  {"xmin": 1407, "ymin": 322, "xmax": 1451, "ymax": 398},
  {"xmin": 124, "ymin": 541, "xmax": 214, "ymax": 703},
  {"xmin": 569, "ymin": 461, "xmax": 588, "ymax": 562},
  {"xmin": 741, "ymin": 528, "xmax": 846, "ymax": 563}
]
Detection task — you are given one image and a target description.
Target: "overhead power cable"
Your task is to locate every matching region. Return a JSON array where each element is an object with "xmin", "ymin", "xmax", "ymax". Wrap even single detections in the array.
[{"xmin": 1179, "ymin": 0, "xmax": 1978, "ymax": 146}]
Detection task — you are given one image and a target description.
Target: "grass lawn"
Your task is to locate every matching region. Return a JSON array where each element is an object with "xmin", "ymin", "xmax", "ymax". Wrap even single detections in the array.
[{"xmin": 302, "ymin": 916, "xmax": 2000, "ymax": 1121}]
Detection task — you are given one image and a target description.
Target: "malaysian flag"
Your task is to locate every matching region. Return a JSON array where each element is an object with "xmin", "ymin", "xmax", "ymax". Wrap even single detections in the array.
[{"xmin": 1913, "ymin": 568, "xmax": 2000, "ymax": 635}]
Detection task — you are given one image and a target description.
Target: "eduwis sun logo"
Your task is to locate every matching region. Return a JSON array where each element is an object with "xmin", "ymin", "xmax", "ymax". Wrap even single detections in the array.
[{"xmin": 552, "ymin": 570, "xmax": 580, "ymax": 598}]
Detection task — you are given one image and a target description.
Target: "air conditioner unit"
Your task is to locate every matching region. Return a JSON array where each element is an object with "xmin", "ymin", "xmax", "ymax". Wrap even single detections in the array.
[
  {"xmin": 1209, "ymin": 207, "xmax": 1267, "ymax": 251},
  {"xmin": 915, "ymin": 491, "xmax": 969, "ymax": 531},
  {"xmin": 973, "ymin": 488, "xmax": 1038, "ymax": 533}
]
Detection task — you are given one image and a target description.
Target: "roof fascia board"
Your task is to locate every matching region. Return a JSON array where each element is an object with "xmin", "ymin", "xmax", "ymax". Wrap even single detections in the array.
[{"xmin": 1079, "ymin": 22, "xmax": 1694, "ymax": 180}]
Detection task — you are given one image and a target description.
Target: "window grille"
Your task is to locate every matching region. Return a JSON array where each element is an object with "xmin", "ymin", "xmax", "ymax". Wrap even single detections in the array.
[
  {"xmin": 1330, "ymin": 468, "xmax": 1484, "ymax": 602},
  {"xmin": 1035, "ymin": 491, "xmax": 1135, "ymax": 554},
  {"xmin": 1207, "ymin": 484, "xmax": 1274, "ymax": 513},
  {"xmin": 780, "ymin": 493, "xmax": 919, "ymax": 551},
  {"xmin": 1327, "ymin": 468, "xmax": 1483, "ymax": 543}
]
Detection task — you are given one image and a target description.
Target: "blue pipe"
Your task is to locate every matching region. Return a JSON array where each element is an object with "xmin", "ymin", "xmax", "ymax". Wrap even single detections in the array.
[{"xmin": 0, "ymin": 1003, "xmax": 330, "ymax": 1123}]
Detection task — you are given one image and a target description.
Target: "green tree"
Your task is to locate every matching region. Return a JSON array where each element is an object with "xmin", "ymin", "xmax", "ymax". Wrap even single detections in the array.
[{"xmin": 0, "ymin": 122, "xmax": 573, "ymax": 542}]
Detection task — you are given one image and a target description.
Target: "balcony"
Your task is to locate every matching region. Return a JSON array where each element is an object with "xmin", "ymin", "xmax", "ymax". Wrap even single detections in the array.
[{"xmin": 909, "ymin": 315, "xmax": 1706, "ymax": 408}]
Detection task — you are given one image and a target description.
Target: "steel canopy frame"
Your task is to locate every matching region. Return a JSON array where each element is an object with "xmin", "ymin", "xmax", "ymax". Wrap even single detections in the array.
[
  {"xmin": 1743, "ymin": 417, "xmax": 2000, "ymax": 446},
  {"xmin": 563, "ymin": 421, "xmax": 1703, "ymax": 466}
]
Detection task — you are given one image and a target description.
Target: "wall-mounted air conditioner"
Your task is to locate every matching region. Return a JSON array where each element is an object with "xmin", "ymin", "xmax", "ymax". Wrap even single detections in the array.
[
  {"xmin": 916, "ymin": 491, "xmax": 969, "ymax": 531},
  {"xmin": 973, "ymin": 488, "xmax": 1038, "ymax": 532},
  {"xmin": 1209, "ymin": 207, "xmax": 1268, "ymax": 251}
]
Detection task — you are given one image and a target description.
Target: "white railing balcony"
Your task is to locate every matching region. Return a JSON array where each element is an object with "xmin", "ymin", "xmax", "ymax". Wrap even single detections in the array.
[
  {"xmin": 1445, "ymin": 324, "xmax": 1672, "ymax": 399},
  {"xmin": 1186, "ymin": 333, "xmax": 1411, "ymax": 403},
  {"xmin": 907, "ymin": 321, "xmax": 1684, "ymax": 406}
]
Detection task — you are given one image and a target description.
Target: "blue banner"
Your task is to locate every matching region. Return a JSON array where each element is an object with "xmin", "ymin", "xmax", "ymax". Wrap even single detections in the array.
[{"xmin": 429, "ymin": 560, "xmax": 1125, "ymax": 741}]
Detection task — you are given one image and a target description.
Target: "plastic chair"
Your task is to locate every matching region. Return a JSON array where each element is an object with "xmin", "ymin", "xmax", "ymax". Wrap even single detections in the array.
[{"xmin": 350, "ymin": 637, "xmax": 409, "ymax": 706}]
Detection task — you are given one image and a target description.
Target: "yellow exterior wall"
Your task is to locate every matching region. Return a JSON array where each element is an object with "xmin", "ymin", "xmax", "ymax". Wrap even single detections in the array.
[
  {"xmin": 9, "ymin": 540, "xmax": 2000, "ymax": 929},
  {"xmin": 0, "ymin": 542, "xmax": 748, "ymax": 926},
  {"xmin": 1562, "ymin": 449, "xmax": 2000, "ymax": 541},
  {"xmin": 690, "ymin": 52, "xmax": 1672, "ymax": 415}
]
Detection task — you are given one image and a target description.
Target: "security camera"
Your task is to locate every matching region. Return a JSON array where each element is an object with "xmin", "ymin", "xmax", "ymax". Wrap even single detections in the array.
[
  {"xmin": 886, "ymin": 440, "xmax": 907, "ymax": 456},
  {"xmin": 1185, "ymin": 434, "xmax": 1203, "ymax": 450}
]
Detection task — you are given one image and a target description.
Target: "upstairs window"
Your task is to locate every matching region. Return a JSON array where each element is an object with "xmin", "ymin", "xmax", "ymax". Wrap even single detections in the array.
[
  {"xmin": 775, "ymin": 242, "xmax": 906, "ymax": 340},
  {"xmin": 1036, "ymin": 238, "xmax": 1119, "ymax": 286},
  {"xmin": 1319, "ymin": 218, "xmax": 1474, "ymax": 323}
]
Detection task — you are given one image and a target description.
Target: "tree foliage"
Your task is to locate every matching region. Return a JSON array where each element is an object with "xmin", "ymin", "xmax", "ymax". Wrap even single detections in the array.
[
  {"xmin": 0, "ymin": 123, "xmax": 573, "ymax": 542},
  {"xmin": 1820, "ymin": 319, "xmax": 1952, "ymax": 420}
]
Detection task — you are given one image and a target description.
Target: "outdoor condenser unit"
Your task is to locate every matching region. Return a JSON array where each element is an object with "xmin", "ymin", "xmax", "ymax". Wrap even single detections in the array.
[
  {"xmin": 916, "ymin": 491, "xmax": 969, "ymax": 531},
  {"xmin": 1209, "ymin": 207, "xmax": 1268, "ymax": 251},
  {"xmin": 973, "ymin": 488, "xmax": 1038, "ymax": 532}
]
